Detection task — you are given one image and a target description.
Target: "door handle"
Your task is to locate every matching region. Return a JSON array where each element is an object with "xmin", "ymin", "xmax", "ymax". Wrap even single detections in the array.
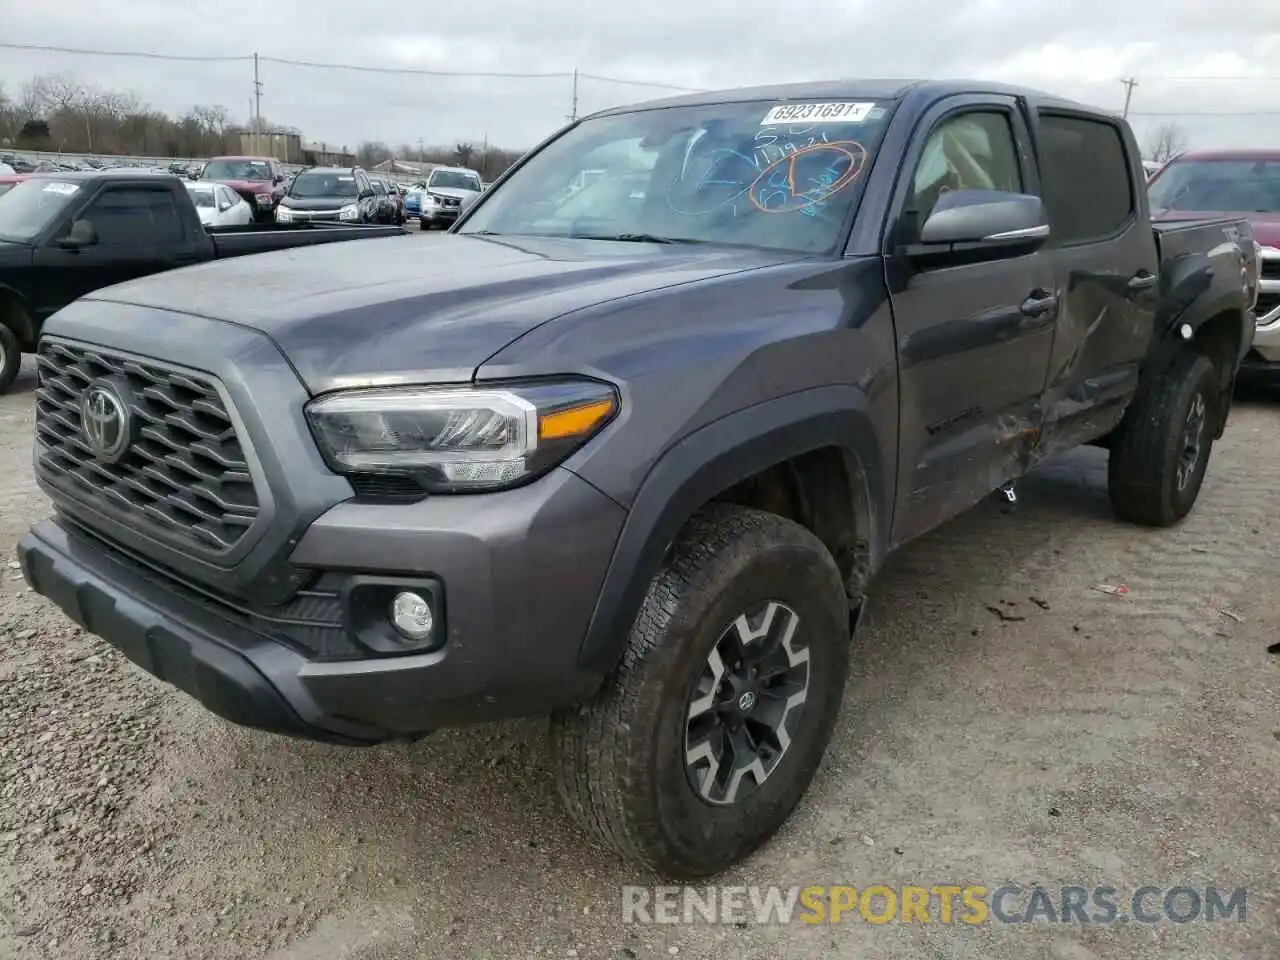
[
  {"xmin": 1019, "ymin": 290, "xmax": 1058, "ymax": 318},
  {"xmin": 1127, "ymin": 270, "xmax": 1157, "ymax": 292}
]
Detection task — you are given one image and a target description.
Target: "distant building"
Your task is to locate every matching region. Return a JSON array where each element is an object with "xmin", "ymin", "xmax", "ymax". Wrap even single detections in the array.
[
  {"xmin": 234, "ymin": 130, "xmax": 304, "ymax": 163},
  {"xmin": 301, "ymin": 142, "xmax": 357, "ymax": 167}
]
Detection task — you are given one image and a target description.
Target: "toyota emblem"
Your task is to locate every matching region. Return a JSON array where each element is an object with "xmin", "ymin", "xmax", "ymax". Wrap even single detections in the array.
[{"xmin": 80, "ymin": 381, "xmax": 131, "ymax": 462}]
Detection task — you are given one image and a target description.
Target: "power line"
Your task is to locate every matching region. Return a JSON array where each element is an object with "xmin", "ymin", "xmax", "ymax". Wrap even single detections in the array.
[
  {"xmin": 577, "ymin": 72, "xmax": 702, "ymax": 93},
  {"xmin": 1129, "ymin": 109, "xmax": 1280, "ymax": 117},
  {"xmin": 260, "ymin": 55, "xmax": 569, "ymax": 80},
  {"xmin": 0, "ymin": 40, "xmax": 250, "ymax": 63}
]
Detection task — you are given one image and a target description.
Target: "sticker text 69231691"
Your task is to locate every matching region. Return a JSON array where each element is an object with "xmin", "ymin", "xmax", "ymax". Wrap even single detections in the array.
[{"xmin": 759, "ymin": 102, "xmax": 876, "ymax": 126}]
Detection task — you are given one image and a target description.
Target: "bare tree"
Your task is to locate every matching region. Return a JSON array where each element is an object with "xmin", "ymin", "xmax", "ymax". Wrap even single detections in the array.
[
  {"xmin": 1146, "ymin": 123, "xmax": 1189, "ymax": 164},
  {"xmin": 3, "ymin": 69, "xmax": 527, "ymax": 171}
]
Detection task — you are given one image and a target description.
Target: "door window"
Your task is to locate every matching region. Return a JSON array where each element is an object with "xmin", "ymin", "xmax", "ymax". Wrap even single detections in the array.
[
  {"xmin": 80, "ymin": 188, "xmax": 185, "ymax": 244},
  {"xmin": 1036, "ymin": 113, "xmax": 1134, "ymax": 244},
  {"xmin": 905, "ymin": 111, "xmax": 1024, "ymax": 235}
]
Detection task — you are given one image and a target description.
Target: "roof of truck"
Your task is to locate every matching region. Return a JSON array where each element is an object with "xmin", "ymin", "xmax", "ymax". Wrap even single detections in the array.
[{"xmin": 590, "ymin": 78, "xmax": 1095, "ymax": 118}]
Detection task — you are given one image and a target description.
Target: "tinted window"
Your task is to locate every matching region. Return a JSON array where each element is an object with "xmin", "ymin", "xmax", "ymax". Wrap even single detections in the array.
[
  {"xmin": 1037, "ymin": 114, "xmax": 1134, "ymax": 244},
  {"xmin": 83, "ymin": 188, "xmax": 185, "ymax": 244},
  {"xmin": 906, "ymin": 110, "xmax": 1023, "ymax": 230}
]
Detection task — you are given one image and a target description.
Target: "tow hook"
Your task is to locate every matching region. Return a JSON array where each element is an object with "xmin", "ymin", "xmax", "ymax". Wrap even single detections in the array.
[{"xmin": 998, "ymin": 481, "xmax": 1017, "ymax": 504}]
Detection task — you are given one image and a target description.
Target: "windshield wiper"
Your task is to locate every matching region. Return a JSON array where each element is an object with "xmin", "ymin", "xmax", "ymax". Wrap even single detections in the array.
[{"xmin": 572, "ymin": 232, "xmax": 706, "ymax": 244}]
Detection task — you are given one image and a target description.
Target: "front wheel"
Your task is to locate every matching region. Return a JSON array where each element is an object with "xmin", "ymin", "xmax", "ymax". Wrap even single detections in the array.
[
  {"xmin": 1108, "ymin": 350, "xmax": 1219, "ymax": 527},
  {"xmin": 550, "ymin": 506, "xmax": 850, "ymax": 878}
]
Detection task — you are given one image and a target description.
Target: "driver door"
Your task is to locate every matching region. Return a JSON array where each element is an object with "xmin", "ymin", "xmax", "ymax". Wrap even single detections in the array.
[{"xmin": 885, "ymin": 96, "xmax": 1058, "ymax": 546}]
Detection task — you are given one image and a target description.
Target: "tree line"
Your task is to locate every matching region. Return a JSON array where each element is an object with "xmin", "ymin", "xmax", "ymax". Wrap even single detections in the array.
[{"xmin": 0, "ymin": 72, "xmax": 525, "ymax": 178}]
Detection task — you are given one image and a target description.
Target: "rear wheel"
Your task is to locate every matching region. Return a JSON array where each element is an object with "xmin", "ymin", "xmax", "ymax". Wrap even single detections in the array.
[
  {"xmin": 1108, "ymin": 350, "xmax": 1218, "ymax": 527},
  {"xmin": 0, "ymin": 322, "xmax": 21, "ymax": 395},
  {"xmin": 550, "ymin": 506, "xmax": 851, "ymax": 878}
]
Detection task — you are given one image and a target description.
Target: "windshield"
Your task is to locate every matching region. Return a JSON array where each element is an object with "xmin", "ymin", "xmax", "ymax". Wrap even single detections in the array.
[
  {"xmin": 459, "ymin": 99, "xmax": 894, "ymax": 252},
  {"xmin": 1148, "ymin": 158, "xmax": 1280, "ymax": 213},
  {"xmin": 0, "ymin": 179, "xmax": 81, "ymax": 242},
  {"xmin": 203, "ymin": 159, "xmax": 272, "ymax": 181},
  {"xmin": 429, "ymin": 170, "xmax": 482, "ymax": 192},
  {"xmin": 290, "ymin": 172, "xmax": 358, "ymax": 199},
  {"xmin": 185, "ymin": 185, "xmax": 216, "ymax": 208}
]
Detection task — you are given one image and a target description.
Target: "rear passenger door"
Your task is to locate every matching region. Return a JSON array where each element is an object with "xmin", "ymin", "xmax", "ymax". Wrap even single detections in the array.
[
  {"xmin": 1032, "ymin": 111, "xmax": 1160, "ymax": 452},
  {"xmin": 886, "ymin": 95, "xmax": 1059, "ymax": 546}
]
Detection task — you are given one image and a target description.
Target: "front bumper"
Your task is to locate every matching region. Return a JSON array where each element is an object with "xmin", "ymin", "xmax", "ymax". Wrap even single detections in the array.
[
  {"xmin": 20, "ymin": 468, "xmax": 625, "ymax": 744},
  {"xmin": 1250, "ymin": 245, "xmax": 1280, "ymax": 366}
]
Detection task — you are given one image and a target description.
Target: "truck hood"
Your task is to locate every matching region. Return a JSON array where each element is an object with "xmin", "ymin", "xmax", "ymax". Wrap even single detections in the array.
[
  {"xmin": 85, "ymin": 233, "xmax": 808, "ymax": 394},
  {"xmin": 278, "ymin": 195, "xmax": 355, "ymax": 211},
  {"xmin": 215, "ymin": 179, "xmax": 275, "ymax": 195},
  {"xmin": 425, "ymin": 186, "xmax": 479, "ymax": 200},
  {"xmin": 1152, "ymin": 208, "xmax": 1280, "ymax": 247}
]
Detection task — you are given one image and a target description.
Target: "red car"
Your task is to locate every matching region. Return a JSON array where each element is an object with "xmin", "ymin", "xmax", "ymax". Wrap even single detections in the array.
[
  {"xmin": 1147, "ymin": 150, "xmax": 1280, "ymax": 376},
  {"xmin": 200, "ymin": 156, "xmax": 287, "ymax": 222}
]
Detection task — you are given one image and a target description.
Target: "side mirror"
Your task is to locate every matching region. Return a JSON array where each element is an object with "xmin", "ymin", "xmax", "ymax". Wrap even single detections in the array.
[
  {"xmin": 917, "ymin": 189, "xmax": 1049, "ymax": 249},
  {"xmin": 274, "ymin": 175, "xmax": 284, "ymax": 185},
  {"xmin": 58, "ymin": 219, "xmax": 97, "ymax": 249},
  {"xmin": 188, "ymin": 171, "xmax": 201, "ymax": 181}
]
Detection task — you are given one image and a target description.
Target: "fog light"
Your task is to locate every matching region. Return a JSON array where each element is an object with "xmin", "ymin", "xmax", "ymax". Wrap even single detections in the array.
[{"xmin": 390, "ymin": 591, "xmax": 434, "ymax": 641}]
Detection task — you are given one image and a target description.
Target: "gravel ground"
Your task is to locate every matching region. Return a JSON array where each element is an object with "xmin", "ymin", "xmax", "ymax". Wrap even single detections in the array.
[{"xmin": 1, "ymin": 352, "xmax": 1278, "ymax": 960}]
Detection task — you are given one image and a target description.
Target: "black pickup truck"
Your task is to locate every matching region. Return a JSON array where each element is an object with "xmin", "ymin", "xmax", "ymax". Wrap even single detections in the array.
[
  {"xmin": 0, "ymin": 171, "xmax": 406, "ymax": 392},
  {"xmin": 18, "ymin": 80, "xmax": 1257, "ymax": 879}
]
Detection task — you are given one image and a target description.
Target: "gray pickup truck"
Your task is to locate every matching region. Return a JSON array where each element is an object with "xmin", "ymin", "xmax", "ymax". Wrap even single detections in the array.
[{"xmin": 17, "ymin": 80, "xmax": 1257, "ymax": 879}]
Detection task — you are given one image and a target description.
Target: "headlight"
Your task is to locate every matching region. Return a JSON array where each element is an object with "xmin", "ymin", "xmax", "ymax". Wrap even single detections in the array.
[
  {"xmin": 305, "ymin": 379, "xmax": 619, "ymax": 493},
  {"xmin": 339, "ymin": 203, "xmax": 360, "ymax": 221},
  {"xmin": 254, "ymin": 192, "xmax": 274, "ymax": 205},
  {"xmin": 275, "ymin": 206, "xmax": 293, "ymax": 223}
]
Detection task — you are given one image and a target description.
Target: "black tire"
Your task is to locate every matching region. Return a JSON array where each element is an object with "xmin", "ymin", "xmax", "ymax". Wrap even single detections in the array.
[
  {"xmin": 0, "ymin": 322, "xmax": 20, "ymax": 395},
  {"xmin": 1108, "ymin": 350, "xmax": 1218, "ymax": 527},
  {"xmin": 550, "ymin": 505, "xmax": 850, "ymax": 878},
  {"xmin": 418, "ymin": 218, "xmax": 430, "ymax": 231}
]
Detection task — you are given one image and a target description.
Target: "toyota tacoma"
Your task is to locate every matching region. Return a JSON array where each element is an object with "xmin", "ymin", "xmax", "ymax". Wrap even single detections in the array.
[{"xmin": 17, "ymin": 80, "xmax": 1258, "ymax": 878}]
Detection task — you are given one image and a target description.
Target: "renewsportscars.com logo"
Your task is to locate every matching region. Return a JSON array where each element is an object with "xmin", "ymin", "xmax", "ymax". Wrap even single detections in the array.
[{"xmin": 622, "ymin": 884, "xmax": 1249, "ymax": 926}]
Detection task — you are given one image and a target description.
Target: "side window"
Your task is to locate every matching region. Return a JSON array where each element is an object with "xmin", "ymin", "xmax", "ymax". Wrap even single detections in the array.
[
  {"xmin": 906, "ymin": 111, "xmax": 1023, "ymax": 231},
  {"xmin": 80, "ymin": 188, "xmax": 185, "ymax": 245},
  {"xmin": 1037, "ymin": 113, "xmax": 1134, "ymax": 245}
]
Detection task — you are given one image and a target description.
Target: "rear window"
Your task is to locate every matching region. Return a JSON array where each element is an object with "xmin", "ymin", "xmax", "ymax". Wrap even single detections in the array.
[{"xmin": 1037, "ymin": 113, "xmax": 1135, "ymax": 245}]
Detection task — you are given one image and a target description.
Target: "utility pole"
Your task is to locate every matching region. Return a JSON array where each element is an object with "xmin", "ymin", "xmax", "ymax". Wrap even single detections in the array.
[
  {"xmin": 1120, "ymin": 77, "xmax": 1138, "ymax": 120},
  {"xmin": 568, "ymin": 68, "xmax": 579, "ymax": 123},
  {"xmin": 253, "ymin": 53, "xmax": 264, "ymax": 154}
]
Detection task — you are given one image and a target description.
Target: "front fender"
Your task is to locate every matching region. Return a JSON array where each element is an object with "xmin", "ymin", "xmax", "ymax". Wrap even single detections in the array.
[{"xmin": 576, "ymin": 385, "xmax": 890, "ymax": 672}]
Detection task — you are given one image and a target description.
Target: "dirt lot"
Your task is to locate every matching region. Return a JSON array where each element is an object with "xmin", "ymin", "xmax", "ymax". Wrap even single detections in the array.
[{"xmin": 1, "ymin": 353, "xmax": 1277, "ymax": 960}]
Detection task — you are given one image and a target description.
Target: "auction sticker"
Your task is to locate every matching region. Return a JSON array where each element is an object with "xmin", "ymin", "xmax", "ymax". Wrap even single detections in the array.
[
  {"xmin": 760, "ymin": 102, "xmax": 876, "ymax": 125},
  {"xmin": 42, "ymin": 182, "xmax": 79, "ymax": 195}
]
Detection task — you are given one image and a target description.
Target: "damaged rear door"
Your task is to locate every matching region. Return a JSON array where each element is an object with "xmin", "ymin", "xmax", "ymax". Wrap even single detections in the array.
[
  {"xmin": 884, "ymin": 94, "xmax": 1058, "ymax": 546},
  {"xmin": 1031, "ymin": 109, "xmax": 1159, "ymax": 453}
]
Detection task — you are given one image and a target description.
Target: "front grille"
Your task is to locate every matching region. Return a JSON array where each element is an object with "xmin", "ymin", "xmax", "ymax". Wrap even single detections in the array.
[
  {"xmin": 1255, "ymin": 292, "xmax": 1280, "ymax": 319},
  {"xmin": 1260, "ymin": 259, "xmax": 1280, "ymax": 282},
  {"xmin": 35, "ymin": 340, "xmax": 261, "ymax": 556}
]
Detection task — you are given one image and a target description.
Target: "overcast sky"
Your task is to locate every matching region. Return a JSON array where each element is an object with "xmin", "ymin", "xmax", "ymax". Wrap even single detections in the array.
[{"xmin": 2, "ymin": 0, "xmax": 1278, "ymax": 155}]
